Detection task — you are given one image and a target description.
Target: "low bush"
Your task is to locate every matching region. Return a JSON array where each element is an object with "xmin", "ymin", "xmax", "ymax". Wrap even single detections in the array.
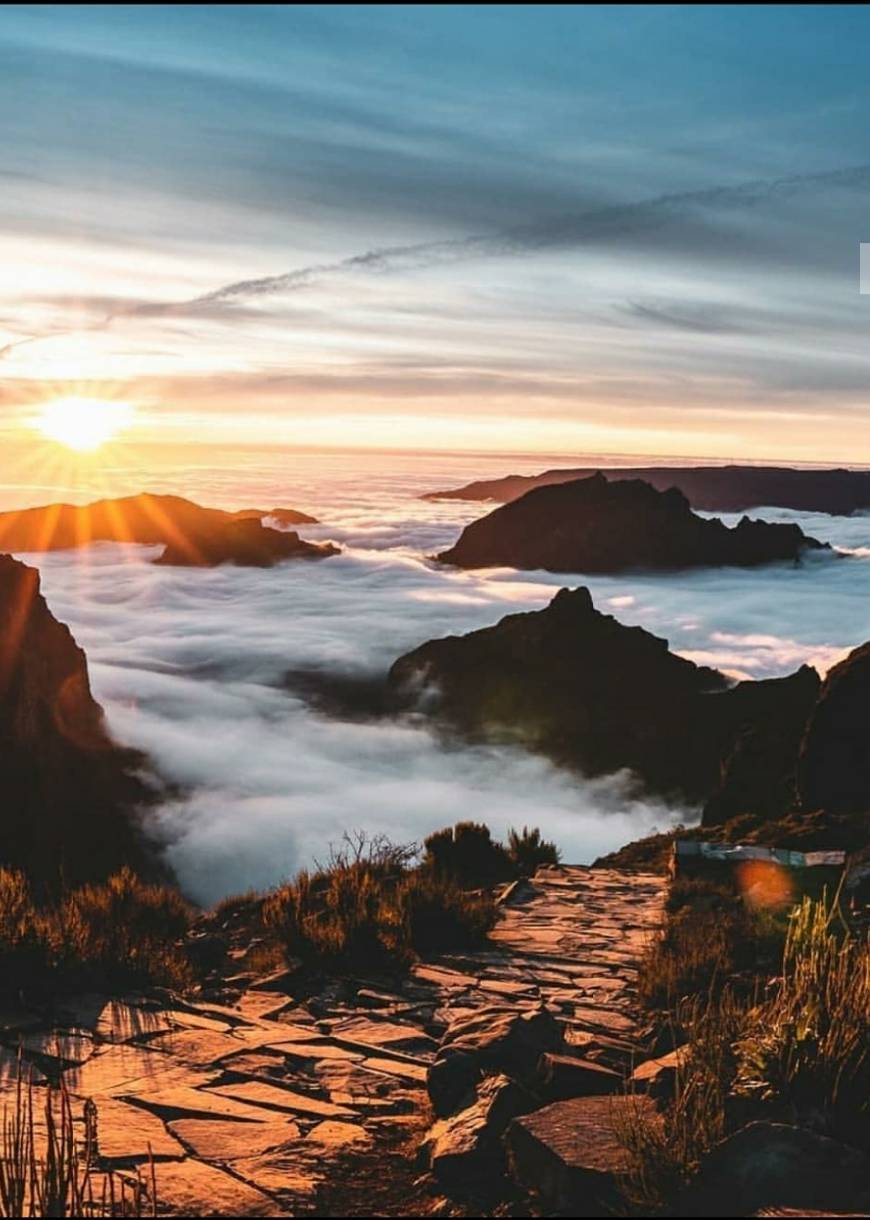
[
  {"xmin": 0, "ymin": 868, "xmax": 194, "ymax": 1003},
  {"xmin": 263, "ymin": 832, "xmax": 496, "ymax": 973},
  {"xmin": 422, "ymin": 821, "xmax": 514, "ymax": 887},
  {"xmin": 638, "ymin": 875, "xmax": 787, "ymax": 1010},
  {"xmin": 507, "ymin": 825, "xmax": 560, "ymax": 875},
  {"xmin": 624, "ymin": 893, "xmax": 870, "ymax": 1210}
]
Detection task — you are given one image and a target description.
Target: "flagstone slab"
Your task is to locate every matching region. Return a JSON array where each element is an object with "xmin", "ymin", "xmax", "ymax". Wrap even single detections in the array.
[
  {"xmin": 208, "ymin": 1080, "xmax": 357, "ymax": 1119},
  {"xmin": 151, "ymin": 1157, "xmax": 282, "ymax": 1217},
  {"xmin": 96, "ymin": 1001, "xmax": 175, "ymax": 1045},
  {"xmin": 87, "ymin": 1096, "xmax": 185, "ymax": 1161},
  {"xmin": 168, "ymin": 1116, "xmax": 300, "ymax": 1161}
]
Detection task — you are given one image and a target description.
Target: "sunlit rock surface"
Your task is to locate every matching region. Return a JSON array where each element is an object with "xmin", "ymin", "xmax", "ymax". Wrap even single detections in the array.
[
  {"xmin": 0, "ymin": 492, "xmax": 318, "ymax": 552},
  {"xmin": 5, "ymin": 865, "xmax": 664, "ymax": 1216}
]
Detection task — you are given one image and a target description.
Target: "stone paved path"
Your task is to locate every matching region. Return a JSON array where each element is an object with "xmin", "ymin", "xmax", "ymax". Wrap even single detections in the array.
[{"xmin": 1, "ymin": 866, "xmax": 664, "ymax": 1216}]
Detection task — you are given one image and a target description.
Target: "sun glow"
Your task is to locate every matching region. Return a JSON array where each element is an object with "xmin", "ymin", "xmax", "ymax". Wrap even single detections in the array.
[{"xmin": 33, "ymin": 397, "xmax": 135, "ymax": 452}]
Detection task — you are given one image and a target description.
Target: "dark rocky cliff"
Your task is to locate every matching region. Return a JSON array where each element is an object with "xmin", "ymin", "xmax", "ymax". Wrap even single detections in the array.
[
  {"xmin": 437, "ymin": 475, "xmax": 825, "ymax": 574},
  {"xmin": 0, "ymin": 555, "xmax": 155, "ymax": 887}
]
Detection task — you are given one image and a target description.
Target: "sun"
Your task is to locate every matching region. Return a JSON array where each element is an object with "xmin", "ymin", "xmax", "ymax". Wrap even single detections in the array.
[{"xmin": 33, "ymin": 396, "xmax": 135, "ymax": 452}]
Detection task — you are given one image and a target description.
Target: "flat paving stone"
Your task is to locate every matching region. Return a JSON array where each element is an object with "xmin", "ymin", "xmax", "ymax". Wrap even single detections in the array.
[
  {"xmin": 208, "ymin": 1079, "xmax": 357, "ymax": 1119},
  {"xmin": 151, "ymin": 1157, "xmax": 282, "ymax": 1217},
  {"xmin": 168, "ymin": 1116, "xmax": 301, "ymax": 1160}
]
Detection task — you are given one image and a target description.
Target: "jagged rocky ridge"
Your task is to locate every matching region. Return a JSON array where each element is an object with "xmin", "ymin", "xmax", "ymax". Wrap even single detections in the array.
[
  {"xmin": 0, "ymin": 554, "xmax": 156, "ymax": 886},
  {"xmin": 389, "ymin": 586, "xmax": 822, "ymax": 815},
  {"xmin": 153, "ymin": 517, "xmax": 338, "ymax": 567},
  {"xmin": 424, "ymin": 462, "xmax": 870, "ymax": 516},
  {"xmin": 0, "ymin": 492, "xmax": 319, "ymax": 552},
  {"xmin": 436, "ymin": 474, "xmax": 826, "ymax": 574}
]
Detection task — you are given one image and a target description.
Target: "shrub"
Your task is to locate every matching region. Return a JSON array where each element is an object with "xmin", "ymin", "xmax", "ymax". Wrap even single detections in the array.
[
  {"xmin": 422, "ymin": 822, "xmax": 513, "ymax": 887},
  {"xmin": 732, "ymin": 895, "xmax": 870, "ymax": 1133},
  {"xmin": 507, "ymin": 825, "xmax": 560, "ymax": 876},
  {"xmin": 624, "ymin": 893, "xmax": 870, "ymax": 1210},
  {"xmin": 263, "ymin": 832, "xmax": 497, "ymax": 973},
  {"xmin": 638, "ymin": 876, "xmax": 787, "ymax": 1010},
  {"xmin": 398, "ymin": 872, "xmax": 496, "ymax": 955},
  {"xmin": 0, "ymin": 868, "xmax": 194, "ymax": 1003},
  {"xmin": 60, "ymin": 868, "xmax": 194, "ymax": 991}
]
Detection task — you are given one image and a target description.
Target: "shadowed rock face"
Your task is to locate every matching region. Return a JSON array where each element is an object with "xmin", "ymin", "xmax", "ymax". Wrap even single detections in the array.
[
  {"xmin": 0, "ymin": 493, "xmax": 318, "ymax": 553},
  {"xmin": 389, "ymin": 587, "xmax": 818, "ymax": 807},
  {"xmin": 436, "ymin": 475, "xmax": 825, "ymax": 574},
  {"xmin": 798, "ymin": 642, "xmax": 870, "ymax": 813},
  {"xmin": 153, "ymin": 517, "xmax": 339, "ymax": 568},
  {"xmin": 0, "ymin": 555, "xmax": 155, "ymax": 887},
  {"xmin": 424, "ymin": 463, "xmax": 870, "ymax": 516}
]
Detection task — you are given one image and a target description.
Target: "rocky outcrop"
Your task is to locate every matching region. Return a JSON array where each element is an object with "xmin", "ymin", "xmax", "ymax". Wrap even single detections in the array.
[
  {"xmin": 421, "ymin": 1073, "xmax": 533, "ymax": 1198},
  {"xmin": 427, "ymin": 1006, "xmax": 564, "ymax": 1117},
  {"xmin": 702, "ymin": 665, "xmax": 822, "ymax": 827},
  {"xmin": 797, "ymin": 642, "xmax": 870, "ymax": 814},
  {"xmin": 505, "ymin": 1093, "xmax": 660, "ymax": 1214},
  {"xmin": 390, "ymin": 587, "xmax": 819, "ymax": 807},
  {"xmin": 436, "ymin": 475, "xmax": 824, "ymax": 574},
  {"xmin": 0, "ymin": 555, "xmax": 154, "ymax": 885},
  {"xmin": 153, "ymin": 518, "xmax": 338, "ymax": 568},
  {"xmin": 0, "ymin": 493, "xmax": 319, "ymax": 552},
  {"xmin": 424, "ymin": 462, "xmax": 870, "ymax": 516},
  {"xmin": 673, "ymin": 1122, "xmax": 870, "ymax": 1217}
]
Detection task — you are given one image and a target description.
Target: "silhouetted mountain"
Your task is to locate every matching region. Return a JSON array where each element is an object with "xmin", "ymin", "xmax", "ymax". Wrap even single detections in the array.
[
  {"xmin": 437, "ymin": 474, "xmax": 825, "ymax": 573},
  {"xmin": 797, "ymin": 643, "xmax": 870, "ymax": 814},
  {"xmin": 424, "ymin": 463, "xmax": 870, "ymax": 516},
  {"xmin": 0, "ymin": 493, "xmax": 318, "ymax": 552},
  {"xmin": 389, "ymin": 586, "xmax": 819, "ymax": 808},
  {"xmin": 0, "ymin": 555, "xmax": 156, "ymax": 888},
  {"xmin": 153, "ymin": 517, "xmax": 338, "ymax": 567}
]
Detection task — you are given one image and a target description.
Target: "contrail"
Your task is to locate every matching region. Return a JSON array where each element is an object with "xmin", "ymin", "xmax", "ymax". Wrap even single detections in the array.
[{"xmin": 3, "ymin": 161, "xmax": 869, "ymax": 360}]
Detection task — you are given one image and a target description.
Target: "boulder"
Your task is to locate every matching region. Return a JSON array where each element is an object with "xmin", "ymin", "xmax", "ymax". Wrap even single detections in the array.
[
  {"xmin": 537, "ymin": 1053, "xmax": 622, "ymax": 1100},
  {"xmin": 630, "ymin": 1048, "xmax": 685, "ymax": 1101},
  {"xmin": 674, "ymin": 1122, "xmax": 870, "ymax": 1217},
  {"xmin": 435, "ymin": 474, "xmax": 825, "ymax": 573},
  {"xmin": 421, "ymin": 1073, "xmax": 533, "ymax": 1198},
  {"xmin": 428, "ymin": 1006, "xmax": 564, "ymax": 1117},
  {"xmin": 506, "ymin": 1093, "xmax": 659, "ymax": 1215}
]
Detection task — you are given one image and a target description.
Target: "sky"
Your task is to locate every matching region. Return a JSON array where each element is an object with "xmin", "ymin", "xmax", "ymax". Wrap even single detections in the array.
[{"xmin": 3, "ymin": 4, "xmax": 870, "ymax": 461}]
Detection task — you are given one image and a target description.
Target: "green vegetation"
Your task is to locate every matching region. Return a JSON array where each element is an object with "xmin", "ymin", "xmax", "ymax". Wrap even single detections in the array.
[
  {"xmin": 625, "ymin": 891, "xmax": 870, "ymax": 1211},
  {"xmin": 0, "ymin": 1071, "xmax": 156, "ymax": 1217},
  {"xmin": 637, "ymin": 875, "xmax": 786, "ymax": 1009},
  {"xmin": 0, "ymin": 867, "xmax": 193, "ymax": 1003}
]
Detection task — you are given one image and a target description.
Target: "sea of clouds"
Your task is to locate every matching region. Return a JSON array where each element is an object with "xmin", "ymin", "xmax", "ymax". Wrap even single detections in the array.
[{"xmin": 21, "ymin": 464, "xmax": 870, "ymax": 905}]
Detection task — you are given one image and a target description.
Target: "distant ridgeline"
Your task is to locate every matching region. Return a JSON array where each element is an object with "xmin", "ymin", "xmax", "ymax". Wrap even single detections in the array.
[{"xmin": 424, "ymin": 462, "xmax": 870, "ymax": 515}]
